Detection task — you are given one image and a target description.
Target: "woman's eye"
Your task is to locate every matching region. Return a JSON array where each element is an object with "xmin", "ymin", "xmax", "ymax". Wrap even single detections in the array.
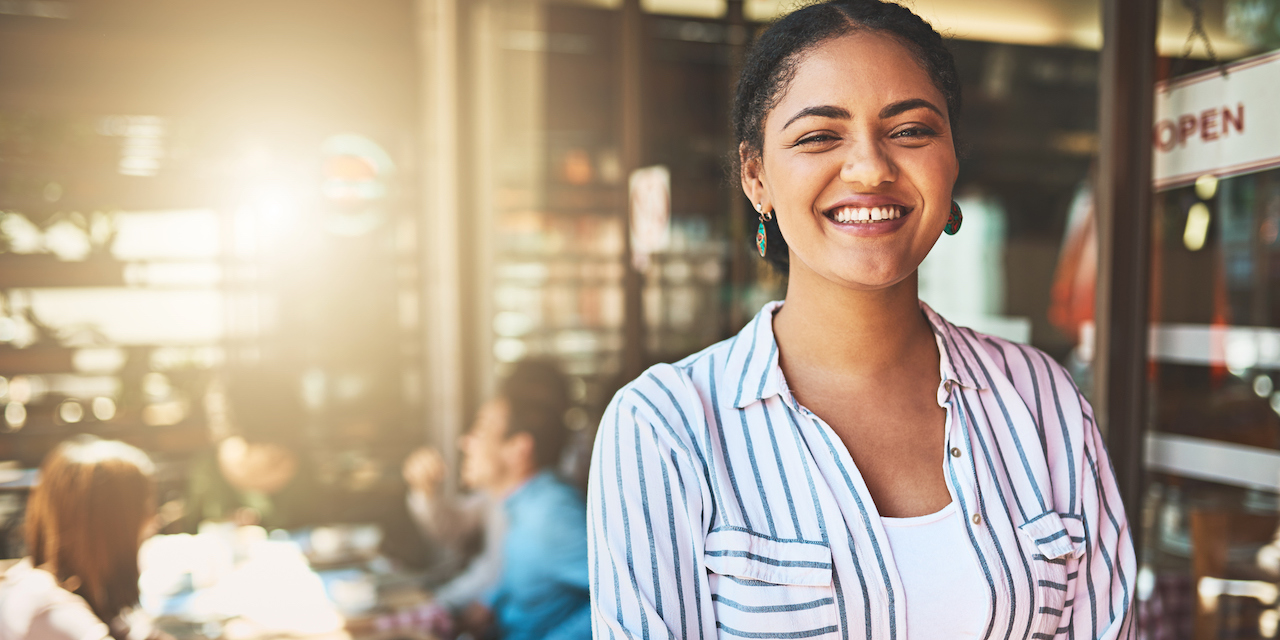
[
  {"xmin": 796, "ymin": 134, "xmax": 837, "ymax": 146},
  {"xmin": 891, "ymin": 126, "xmax": 937, "ymax": 139}
]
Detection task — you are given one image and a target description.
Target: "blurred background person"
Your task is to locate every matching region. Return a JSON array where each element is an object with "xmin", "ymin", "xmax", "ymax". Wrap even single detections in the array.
[
  {"xmin": 0, "ymin": 436, "xmax": 165, "ymax": 640},
  {"xmin": 185, "ymin": 370, "xmax": 319, "ymax": 530},
  {"xmin": 404, "ymin": 358, "xmax": 589, "ymax": 640},
  {"xmin": 402, "ymin": 429, "xmax": 504, "ymax": 613}
]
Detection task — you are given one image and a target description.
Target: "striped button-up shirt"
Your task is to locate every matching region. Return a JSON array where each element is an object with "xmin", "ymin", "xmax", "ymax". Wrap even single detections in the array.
[{"xmin": 587, "ymin": 301, "xmax": 1135, "ymax": 640}]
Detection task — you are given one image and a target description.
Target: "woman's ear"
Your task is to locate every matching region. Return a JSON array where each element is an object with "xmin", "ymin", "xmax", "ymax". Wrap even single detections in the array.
[{"xmin": 739, "ymin": 141, "xmax": 768, "ymax": 211}]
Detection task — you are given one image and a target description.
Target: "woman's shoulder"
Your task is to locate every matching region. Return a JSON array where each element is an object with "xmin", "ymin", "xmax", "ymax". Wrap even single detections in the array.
[
  {"xmin": 935, "ymin": 317, "xmax": 1098, "ymax": 473},
  {"xmin": 600, "ymin": 335, "xmax": 744, "ymax": 448},
  {"xmin": 978, "ymin": 330, "xmax": 1087, "ymax": 411},
  {"xmin": 613, "ymin": 335, "xmax": 737, "ymax": 408},
  {"xmin": 931, "ymin": 311, "xmax": 1087, "ymax": 410},
  {"xmin": 1, "ymin": 559, "xmax": 65, "ymax": 604},
  {"xmin": 0, "ymin": 560, "xmax": 110, "ymax": 640},
  {"xmin": 619, "ymin": 302, "xmax": 781, "ymax": 409}
]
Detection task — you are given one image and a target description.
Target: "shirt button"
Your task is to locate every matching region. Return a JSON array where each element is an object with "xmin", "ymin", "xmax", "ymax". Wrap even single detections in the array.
[
  {"xmin": 950, "ymin": 447, "xmax": 962, "ymax": 458},
  {"xmin": 971, "ymin": 513, "xmax": 982, "ymax": 525}
]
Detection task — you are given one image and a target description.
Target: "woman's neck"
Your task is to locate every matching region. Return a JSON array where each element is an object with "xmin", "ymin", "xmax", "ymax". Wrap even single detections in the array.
[{"xmin": 772, "ymin": 264, "xmax": 937, "ymax": 380}]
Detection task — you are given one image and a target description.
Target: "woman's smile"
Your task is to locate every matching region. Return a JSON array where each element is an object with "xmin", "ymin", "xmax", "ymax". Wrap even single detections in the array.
[
  {"xmin": 820, "ymin": 194, "xmax": 914, "ymax": 236},
  {"xmin": 827, "ymin": 205, "xmax": 904, "ymax": 224}
]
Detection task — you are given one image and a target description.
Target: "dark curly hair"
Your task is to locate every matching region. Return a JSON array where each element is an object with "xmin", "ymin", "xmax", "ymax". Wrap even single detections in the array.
[{"xmin": 732, "ymin": 0, "xmax": 961, "ymax": 273}]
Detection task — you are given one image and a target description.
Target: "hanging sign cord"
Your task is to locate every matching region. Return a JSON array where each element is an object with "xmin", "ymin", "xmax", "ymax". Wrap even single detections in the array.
[{"xmin": 1180, "ymin": 0, "xmax": 1229, "ymax": 77}]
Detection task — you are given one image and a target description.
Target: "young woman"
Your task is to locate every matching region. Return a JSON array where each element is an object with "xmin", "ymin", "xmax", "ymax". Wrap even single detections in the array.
[
  {"xmin": 587, "ymin": 2, "xmax": 1135, "ymax": 639},
  {"xmin": 0, "ymin": 437, "xmax": 164, "ymax": 640}
]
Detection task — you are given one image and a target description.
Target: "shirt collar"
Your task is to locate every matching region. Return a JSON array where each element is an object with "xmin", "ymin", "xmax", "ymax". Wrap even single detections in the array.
[
  {"xmin": 920, "ymin": 300, "xmax": 989, "ymax": 392},
  {"xmin": 725, "ymin": 301, "xmax": 786, "ymax": 409},
  {"xmin": 725, "ymin": 299, "xmax": 987, "ymax": 410}
]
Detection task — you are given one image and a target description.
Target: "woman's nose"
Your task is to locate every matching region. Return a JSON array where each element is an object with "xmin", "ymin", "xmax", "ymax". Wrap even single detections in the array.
[{"xmin": 839, "ymin": 137, "xmax": 896, "ymax": 188}]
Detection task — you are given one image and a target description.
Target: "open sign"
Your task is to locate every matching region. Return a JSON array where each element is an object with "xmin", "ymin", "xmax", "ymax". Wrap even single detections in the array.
[
  {"xmin": 1153, "ymin": 51, "xmax": 1280, "ymax": 191},
  {"xmin": 1153, "ymin": 104, "xmax": 1244, "ymax": 152}
]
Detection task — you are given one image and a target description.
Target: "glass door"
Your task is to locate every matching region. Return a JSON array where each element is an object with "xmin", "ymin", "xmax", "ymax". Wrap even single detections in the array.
[{"xmin": 1143, "ymin": 47, "xmax": 1280, "ymax": 640}]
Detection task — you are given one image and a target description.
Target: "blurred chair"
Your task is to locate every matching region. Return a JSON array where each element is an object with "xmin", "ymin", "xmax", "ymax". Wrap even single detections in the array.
[{"xmin": 1189, "ymin": 509, "xmax": 1279, "ymax": 639}]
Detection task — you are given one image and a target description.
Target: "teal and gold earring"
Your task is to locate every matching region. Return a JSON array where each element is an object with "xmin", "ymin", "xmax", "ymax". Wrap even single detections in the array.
[
  {"xmin": 944, "ymin": 201, "xmax": 963, "ymax": 235},
  {"xmin": 755, "ymin": 203, "xmax": 772, "ymax": 257}
]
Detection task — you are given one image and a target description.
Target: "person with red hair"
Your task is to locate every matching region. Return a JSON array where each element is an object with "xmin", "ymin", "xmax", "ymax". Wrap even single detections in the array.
[{"xmin": 0, "ymin": 436, "xmax": 166, "ymax": 640}]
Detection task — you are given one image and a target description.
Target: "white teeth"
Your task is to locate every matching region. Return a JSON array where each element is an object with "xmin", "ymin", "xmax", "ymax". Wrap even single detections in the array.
[{"xmin": 830, "ymin": 205, "xmax": 904, "ymax": 223}]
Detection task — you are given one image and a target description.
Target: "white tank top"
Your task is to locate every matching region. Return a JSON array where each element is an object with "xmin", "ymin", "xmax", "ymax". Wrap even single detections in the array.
[{"xmin": 881, "ymin": 502, "xmax": 989, "ymax": 639}]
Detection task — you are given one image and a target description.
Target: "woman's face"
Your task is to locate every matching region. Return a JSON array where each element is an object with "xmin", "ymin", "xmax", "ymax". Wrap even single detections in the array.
[{"xmin": 745, "ymin": 31, "xmax": 958, "ymax": 291}]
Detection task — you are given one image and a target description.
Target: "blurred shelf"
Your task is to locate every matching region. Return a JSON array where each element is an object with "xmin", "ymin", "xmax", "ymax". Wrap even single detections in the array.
[
  {"xmin": 502, "ymin": 328, "xmax": 625, "ymax": 338},
  {"xmin": 0, "ymin": 347, "xmax": 76, "ymax": 375},
  {"xmin": 0, "ymin": 421, "xmax": 209, "ymax": 466},
  {"xmin": 496, "ymin": 252, "xmax": 623, "ymax": 261},
  {"xmin": 546, "ymin": 185, "xmax": 624, "ymax": 211},
  {"xmin": 0, "ymin": 254, "xmax": 125, "ymax": 288}
]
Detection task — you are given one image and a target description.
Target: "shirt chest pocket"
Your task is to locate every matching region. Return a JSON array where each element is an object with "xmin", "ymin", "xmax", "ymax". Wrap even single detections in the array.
[
  {"xmin": 703, "ymin": 529, "xmax": 841, "ymax": 639},
  {"xmin": 1019, "ymin": 511, "xmax": 1085, "ymax": 637}
]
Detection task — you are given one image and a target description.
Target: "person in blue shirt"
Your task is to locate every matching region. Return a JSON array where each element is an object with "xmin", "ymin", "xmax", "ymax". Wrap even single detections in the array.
[{"xmin": 453, "ymin": 358, "xmax": 591, "ymax": 640}]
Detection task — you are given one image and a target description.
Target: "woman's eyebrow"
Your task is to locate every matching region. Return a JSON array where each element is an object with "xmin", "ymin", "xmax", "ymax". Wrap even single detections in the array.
[
  {"xmin": 879, "ymin": 98, "xmax": 943, "ymax": 120},
  {"xmin": 781, "ymin": 99, "xmax": 942, "ymax": 131},
  {"xmin": 781, "ymin": 105, "xmax": 851, "ymax": 131}
]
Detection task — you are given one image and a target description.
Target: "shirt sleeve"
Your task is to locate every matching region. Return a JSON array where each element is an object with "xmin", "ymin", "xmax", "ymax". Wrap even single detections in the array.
[
  {"xmin": 1070, "ymin": 396, "xmax": 1138, "ymax": 640},
  {"xmin": 587, "ymin": 383, "xmax": 714, "ymax": 640},
  {"xmin": 433, "ymin": 504, "xmax": 506, "ymax": 610},
  {"xmin": 406, "ymin": 490, "xmax": 488, "ymax": 548}
]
